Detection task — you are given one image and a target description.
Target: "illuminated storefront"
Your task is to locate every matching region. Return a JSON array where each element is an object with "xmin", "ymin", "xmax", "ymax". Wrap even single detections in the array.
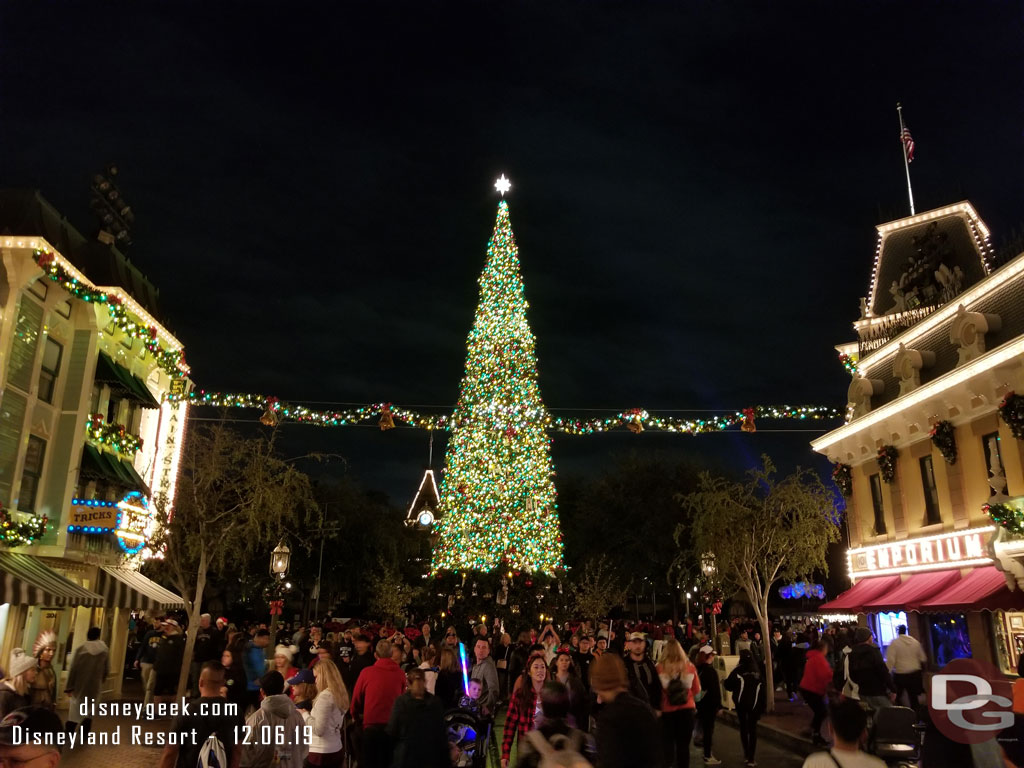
[
  {"xmin": 813, "ymin": 201, "xmax": 1024, "ymax": 672},
  {"xmin": 0, "ymin": 191, "xmax": 187, "ymax": 699}
]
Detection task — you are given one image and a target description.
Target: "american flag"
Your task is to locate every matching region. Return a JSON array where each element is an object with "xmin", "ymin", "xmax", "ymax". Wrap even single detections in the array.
[{"xmin": 901, "ymin": 126, "xmax": 915, "ymax": 163}]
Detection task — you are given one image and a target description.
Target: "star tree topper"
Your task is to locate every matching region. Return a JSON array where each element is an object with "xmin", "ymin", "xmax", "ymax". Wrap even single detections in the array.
[{"xmin": 494, "ymin": 174, "xmax": 511, "ymax": 197}]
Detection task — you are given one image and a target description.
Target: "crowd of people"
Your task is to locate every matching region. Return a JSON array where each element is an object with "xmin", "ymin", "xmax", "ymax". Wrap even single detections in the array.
[{"xmin": 0, "ymin": 610, "xmax": 1021, "ymax": 767}]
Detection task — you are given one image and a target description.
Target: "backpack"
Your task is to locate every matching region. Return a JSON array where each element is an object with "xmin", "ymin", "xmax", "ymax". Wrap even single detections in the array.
[
  {"xmin": 666, "ymin": 674, "xmax": 690, "ymax": 707},
  {"xmin": 733, "ymin": 671, "xmax": 765, "ymax": 715},
  {"xmin": 525, "ymin": 730, "xmax": 592, "ymax": 768},
  {"xmin": 841, "ymin": 651, "xmax": 860, "ymax": 701},
  {"xmin": 197, "ymin": 732, "xmax": 227, "ymax": 768}
]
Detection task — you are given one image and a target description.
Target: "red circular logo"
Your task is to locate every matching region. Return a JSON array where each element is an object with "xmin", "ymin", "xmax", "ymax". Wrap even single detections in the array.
[{"xmin": 927, "ymin": 657, "xmax": 1013, "ymax": 745}]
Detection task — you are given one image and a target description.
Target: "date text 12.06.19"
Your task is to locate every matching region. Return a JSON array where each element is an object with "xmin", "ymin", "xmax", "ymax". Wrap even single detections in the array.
[{"xmin": 235, "ymin": 725, "xmax": 313, "ymax": 746}]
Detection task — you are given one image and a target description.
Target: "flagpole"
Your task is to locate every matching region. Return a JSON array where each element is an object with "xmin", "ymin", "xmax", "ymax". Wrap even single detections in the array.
[{"xmin": 897, "ymin": 102, "xmax": 915, "ymax": 215}]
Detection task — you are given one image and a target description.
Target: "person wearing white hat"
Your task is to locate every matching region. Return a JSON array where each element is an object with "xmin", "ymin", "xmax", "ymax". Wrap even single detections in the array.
[
  {"xmin": 0, "ymin": 649, "xmax": 38, "ymax": 719},
  {"xmin": 272, "ymin": 645, "xmax": 299, "ymax": 698}
]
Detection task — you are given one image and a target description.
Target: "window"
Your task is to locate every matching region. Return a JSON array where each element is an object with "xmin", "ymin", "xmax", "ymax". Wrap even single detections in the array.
[
  {"xmin": 983, "ymin": 432, "xmax": 1005, "ymax": 497},
  {"xmin": 37, "ymin": 338, "xmax": 62, "ymax": 404},
  {"xmin": 870, "ymin": 473, "xmax": 887, "ymax": 535},
  {"xmin": 28, "ymin": 280, "xmax": 47, "ymax": 300},
  {"xmin": 920, "ymin": 455, "xmax": 942, "ymax": 525},
  {"xmin": 18, "ymin": 436, "xmax": 46, "ymax": 513},
  {"xmin": 928, "ymin": 613, "xmax": 972, "ymax": 666},
  {"xmin": 55, "ymin": 299, "xmax": 72, "ymax": 319}
]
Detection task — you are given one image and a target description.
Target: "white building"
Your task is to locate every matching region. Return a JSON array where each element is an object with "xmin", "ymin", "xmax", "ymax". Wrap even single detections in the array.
[{"xmin": 0, "ymin": 190, "xmax": 187, "ymax": 699}]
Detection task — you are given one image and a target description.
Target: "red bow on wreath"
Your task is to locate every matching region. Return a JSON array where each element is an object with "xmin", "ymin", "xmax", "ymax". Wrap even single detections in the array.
[{"xmin": 269, "ymin": 600, "xmax": 284, "ymax": 616}]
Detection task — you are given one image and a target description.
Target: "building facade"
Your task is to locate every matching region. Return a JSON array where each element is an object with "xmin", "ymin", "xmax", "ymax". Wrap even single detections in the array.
[
  {"xmin": 814, "ymin": 201, "xmax": 1024, "ymax": 674},
  {"xmin": 0, "ymin": 190, "xmax": 187, "ymax": 699}
]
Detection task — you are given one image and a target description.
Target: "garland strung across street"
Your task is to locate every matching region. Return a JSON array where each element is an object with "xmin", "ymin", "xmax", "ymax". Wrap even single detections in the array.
[
  {"xmin": 33, "ymin": 250, "xmax": 188, "ymax": 378},
  {"xmin": 167, "ymin": 391, "xmax": 840, "ymax": 435}
]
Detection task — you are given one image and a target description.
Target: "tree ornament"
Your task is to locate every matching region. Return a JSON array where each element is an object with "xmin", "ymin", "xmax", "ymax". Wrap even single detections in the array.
[
  {"xmin": 831, "ymin": 463, "xmax": 853, "ymax": 497},
  {"xmin": 260, "ymin": 397, "xmax": 281, "ymax": 427},
  {"xmin": 929, "ymin": 420, "xmax": 958, "ymax": 464},
  {"xmin": 741, "ymin": 408, "xmax": 757, "ymax": 433},
  {"xmin": 999, "ymin": 392, "xmax": 1024, "ymax": 440},
  {"xmin": 877, "ymin": 445, "xmax": 899, "ymax": 483},
  {"xmin": 624, "ymin": 408, "xmax": 646, "ymax": 433},
  {"xmin": 379, "ymin": 404, "xmax": 395, "ymax": 431}
]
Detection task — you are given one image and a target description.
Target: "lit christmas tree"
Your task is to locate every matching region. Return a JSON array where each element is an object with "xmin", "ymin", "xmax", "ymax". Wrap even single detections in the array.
[{"xmin": 432, "ymin": 192, "xmax": 563, "ymax": 574}]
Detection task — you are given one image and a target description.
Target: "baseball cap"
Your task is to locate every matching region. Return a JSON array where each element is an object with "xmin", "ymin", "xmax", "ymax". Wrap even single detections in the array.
[
  {"xmin": 628, "ymin": 632, "xmax": 645, "ymax": 641},
  {"xmin": 162, "ymin": 618, "xmax": 180, "ymax": 628},
  {"xmin": 287, "ymin": 668, "xmax": 315, "ymax": 685},
  {"xmin": 0, "ymin": 706, "xmax": 63, "ymax": 746},
  {"xmin": 700, "ymin": 645, "xmax": 715, "ymax": 655}
]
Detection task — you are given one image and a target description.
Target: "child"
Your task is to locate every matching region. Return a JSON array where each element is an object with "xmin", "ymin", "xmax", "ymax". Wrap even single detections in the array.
[{"xmin": 458, "ymin": 677, "xmax": 483, "ymax": 715}]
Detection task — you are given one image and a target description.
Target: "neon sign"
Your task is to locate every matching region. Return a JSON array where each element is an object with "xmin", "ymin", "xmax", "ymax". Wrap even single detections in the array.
[{"xmin": 115, "ymin": 491, "xmax": 154, "ymax": 554}]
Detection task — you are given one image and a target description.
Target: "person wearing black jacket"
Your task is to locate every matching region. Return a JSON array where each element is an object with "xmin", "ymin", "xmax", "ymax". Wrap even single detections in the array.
[
  {"xmin": 623, "ymin": 632, "xmax": 662, "ymax": 712},
  {"xmin": 507, "ymin": 631, "xmax": 532, "ymax": 696},
  {"xmin": 724, "ymin": 650, "xmax": 765, "ymax": 768},
  {"xmin": 387, "ymin": 668, "xmax": 449, "ymax": 768},
  {"xmin": 834, "ymin": 626, "xmax": 895, "ymax": 713},
  {"xmin": 589, "ymin": 653, "xmax": 663, "ymax": 768},
  {"xmin": 695, "ymin": 646, "xmax": 722, "ymax": 765},
  {"xmin": 343, "ymin": 632, "xmax": 374, "ymax": 692}
]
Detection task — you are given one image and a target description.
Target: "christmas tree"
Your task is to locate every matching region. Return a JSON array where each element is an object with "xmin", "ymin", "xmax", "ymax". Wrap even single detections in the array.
[{"xmin": 431, "ymin": 198, "xmax": 563, "ymax": 574}]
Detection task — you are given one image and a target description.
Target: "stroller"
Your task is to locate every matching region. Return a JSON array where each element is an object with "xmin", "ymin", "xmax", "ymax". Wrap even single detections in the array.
[{"xmin": 445, "ymin": 706, "xmax": 489, "ymax": 768}]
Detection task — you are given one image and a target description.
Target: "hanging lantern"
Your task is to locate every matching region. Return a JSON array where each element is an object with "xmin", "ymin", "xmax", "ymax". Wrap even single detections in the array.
[{"xmin": 379, "ymin": 404, "xmax": 395, "ymax": 431}]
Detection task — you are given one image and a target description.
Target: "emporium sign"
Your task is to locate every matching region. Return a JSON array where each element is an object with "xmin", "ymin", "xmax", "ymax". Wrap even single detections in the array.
[{"xmin": 849, "ymin": 527, "xmax": 995, "ymax": 578}]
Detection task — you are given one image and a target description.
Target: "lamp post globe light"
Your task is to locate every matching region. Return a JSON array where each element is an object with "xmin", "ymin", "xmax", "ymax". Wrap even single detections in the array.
[{"xmin": 271, "ymin": 540, "xmax": 291, "ymax": 578}]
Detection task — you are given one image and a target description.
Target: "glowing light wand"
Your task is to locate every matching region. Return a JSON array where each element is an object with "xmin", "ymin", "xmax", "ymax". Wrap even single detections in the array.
[{"xmin": 458, "ymin": 641, "xmax": 470, "ymax": 693}]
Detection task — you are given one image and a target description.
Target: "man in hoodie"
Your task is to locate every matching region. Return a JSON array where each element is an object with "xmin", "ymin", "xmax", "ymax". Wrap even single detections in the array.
[
  {"xmin": 351, "ymin": 640, "xmax": 408, "ymax": 768},
  {"xmin": 244, "ymin": 629, "xmax": 271, "ymax": 710},
  {"xmin": 835, "ymin": 627, "xmax": 894, "ymax": 713},
  {"xmin": 590, "ymin": 653, "xmax": 662, "ymax": 768},
  {"xmin": 239, "ymin": 671, "xmax": 308, "ymax": 768},
  {"xmin": 133, "ymin": 617, "xmax": 162, "ymax": 706},
  {"xmin": 65, "ymin": 627, "xmax": 108, "ymax": 738},
  {"xmin": 886, "ymin": 625, "xmax": 927, "ymax": 713}
]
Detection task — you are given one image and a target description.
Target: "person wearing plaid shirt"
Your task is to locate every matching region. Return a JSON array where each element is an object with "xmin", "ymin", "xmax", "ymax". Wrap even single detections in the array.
[{"xmin": 501, "ymin": 652, "xmax": 550, "ymax": 767}]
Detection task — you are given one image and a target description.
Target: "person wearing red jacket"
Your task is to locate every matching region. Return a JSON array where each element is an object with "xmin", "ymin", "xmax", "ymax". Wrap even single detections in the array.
[
  {"xmin": 798, "ymin": 637, "xmax": 834, "ymax": 748},
  {"xmin": 351, "ymin": 639, "xmax": 408, "ymax": 768}
]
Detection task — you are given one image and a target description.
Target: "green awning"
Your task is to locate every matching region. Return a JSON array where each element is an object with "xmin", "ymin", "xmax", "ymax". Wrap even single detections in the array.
[
  {"xmin": 79, "ymin": 445, "xmax": 150, "ymax": 496},
  {"xmin": 94, "ymin": 352, "xmax": 160, "ymax": 409}
]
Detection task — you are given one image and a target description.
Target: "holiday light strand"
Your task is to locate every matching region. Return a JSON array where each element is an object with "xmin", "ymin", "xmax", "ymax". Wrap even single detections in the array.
[
  {"xmin": 170, "ymin": 391, "xmax": 839, "ymax": 435},
  {"xmin": 33, "ymin": 250, "xmax": 189, "ymax": 378}
]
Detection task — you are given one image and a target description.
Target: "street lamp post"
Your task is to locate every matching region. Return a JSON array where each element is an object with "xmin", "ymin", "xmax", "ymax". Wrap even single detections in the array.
[
  {"xmin": 267, "ymin": 540, "xmax": 291, "ymax": 659},
  {"xmin": 701, "ymin": 552, "xmax": 718, "ymax": 650},
  {"xmin": 685, "ymin": 591, "xmax": 691, "ymax": 622}
]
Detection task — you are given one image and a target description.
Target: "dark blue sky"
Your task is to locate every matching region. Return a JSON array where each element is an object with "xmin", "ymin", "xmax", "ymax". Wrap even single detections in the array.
[{"xmin": 2, "ymin": 1, "xmax": 1022, "ymax": 500}]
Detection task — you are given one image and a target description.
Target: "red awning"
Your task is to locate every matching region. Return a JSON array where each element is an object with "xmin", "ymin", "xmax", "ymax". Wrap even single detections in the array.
[
  {"xmin": 862, "ymin": 570, "xmax": 962, "ymax": 612},
  {"xmin": 920, "ymin": 566, "xmax": 1024, "ymax": 612},
  {"xmin": 818, "ymin": 575, "xmax": 902, "ymax": 613}
]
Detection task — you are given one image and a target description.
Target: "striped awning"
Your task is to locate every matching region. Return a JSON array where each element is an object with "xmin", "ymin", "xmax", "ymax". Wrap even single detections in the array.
[
  {"xmin": 0, "ymin": 553, "xmax": 103, "ymax": 607},
  {"xmin": 97, "ymin": 566, "xmax": 184, "ymax": 611}
]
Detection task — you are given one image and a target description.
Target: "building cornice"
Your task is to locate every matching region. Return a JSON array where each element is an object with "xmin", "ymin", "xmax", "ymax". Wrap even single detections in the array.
[{"xmin": 2, "ymin": 235, "xmax": 183, "ymax": 352}]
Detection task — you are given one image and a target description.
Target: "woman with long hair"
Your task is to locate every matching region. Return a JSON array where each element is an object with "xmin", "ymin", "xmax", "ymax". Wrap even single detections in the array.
[
  {"xmin": 273, "ymin": 645, "xmax": 300, "ymax": 698},
  {"xmin": 695, "ymin": 647, "xmax": 722, "ymax": 765},
  {"xmin": 550, "ymin": 649, "xmax": 589, "ymax": 731},
  {"xmin": 30, "ymin": 631, "xmax": 57, "ymax": 710},
  {"xmin": 435, "ymin": 646, "xmax": 463, "ymax": 709},
  {"xmin": 656, "ymin": 638, "xmax": 700, "ymax": 768},
  {"xmin": 418, "ymin": 645, "xmax": 438, "ymax": 695},
  {"xmin": 500, "ymin": 652, "xmax": 549, "ymax": 768},
  {"xmin": 220, "ymin": 647, "xmax": 249, "ymax": 712},
  {"xmin": 0, "ymin": 649, "xmax": 38, "ymax": 718},
  {"xmin": 304, "ymin": 658, "xmax": 348, "ymax": 767}
]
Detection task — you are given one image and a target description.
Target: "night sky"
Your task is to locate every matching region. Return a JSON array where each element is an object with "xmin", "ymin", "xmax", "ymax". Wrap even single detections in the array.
[{"xmin": 2, "ymin": 2, "xmax": 1023, "ymax": 502}]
